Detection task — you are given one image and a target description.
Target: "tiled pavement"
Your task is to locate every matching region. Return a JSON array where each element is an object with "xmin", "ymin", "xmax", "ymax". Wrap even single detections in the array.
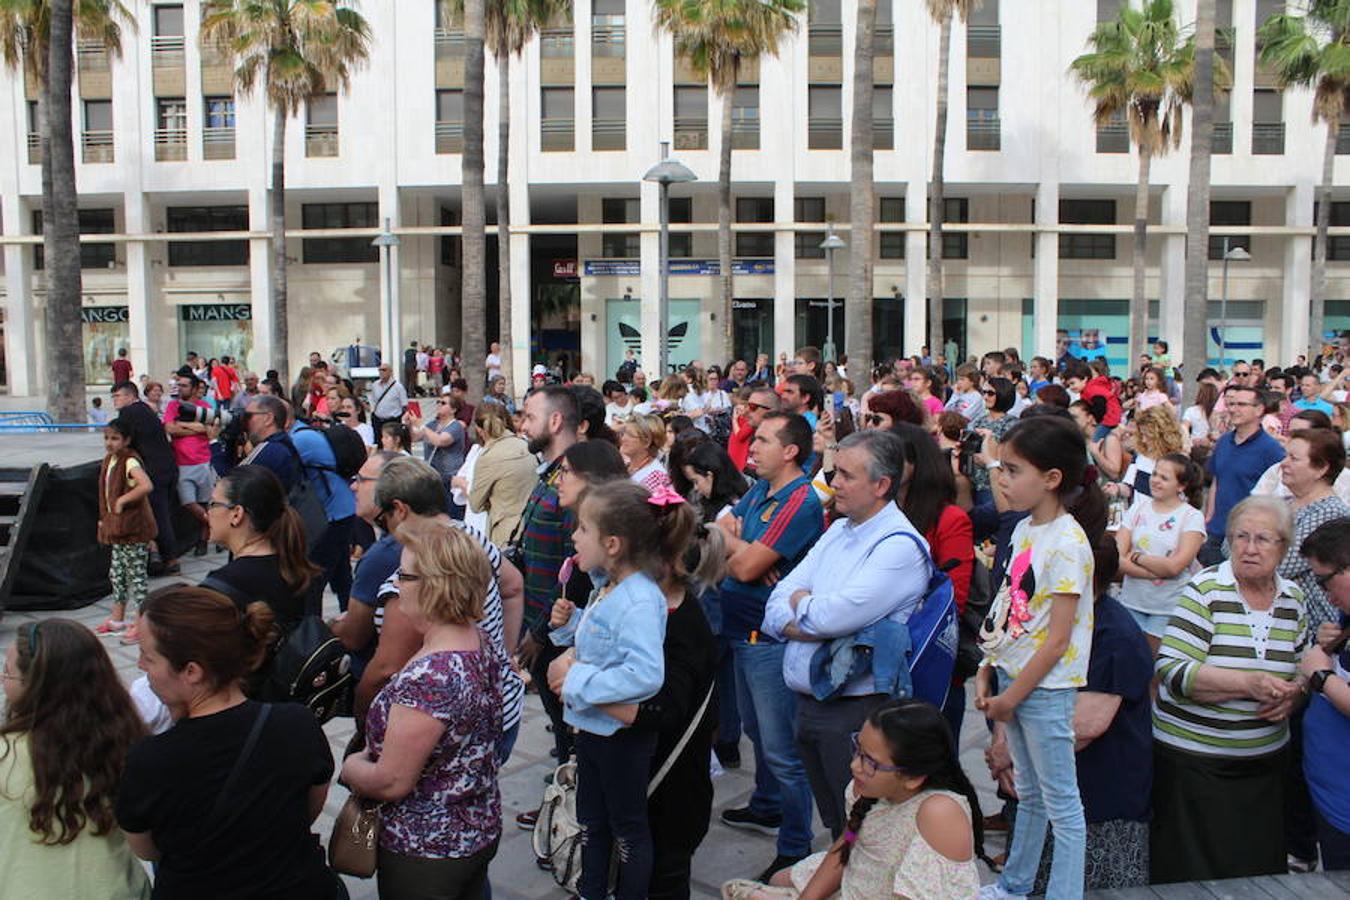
[{"xmin": 0, "ymin": 520, "xmax": 1005, "ymax": 899}]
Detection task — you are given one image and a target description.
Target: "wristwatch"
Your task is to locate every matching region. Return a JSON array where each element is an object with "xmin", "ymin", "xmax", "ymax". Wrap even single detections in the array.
[{"xmin": 1309, "ymin": 669, "xmax": 1336, "ymax": 694}]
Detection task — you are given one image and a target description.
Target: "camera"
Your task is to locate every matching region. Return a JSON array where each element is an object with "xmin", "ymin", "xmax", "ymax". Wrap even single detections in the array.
[
  {"xmin": 958, "ymin": 431, "xmax": 985, "ymax": 479},
  {"xmin": 176, "ymin": 401, "xmax": 233, "ymax": 429}
]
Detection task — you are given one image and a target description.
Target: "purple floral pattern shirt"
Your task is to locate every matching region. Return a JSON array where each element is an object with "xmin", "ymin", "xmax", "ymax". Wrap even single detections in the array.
[{"xmin": 365, "ymin": 635, "xmax": 504, "ymax": 858}]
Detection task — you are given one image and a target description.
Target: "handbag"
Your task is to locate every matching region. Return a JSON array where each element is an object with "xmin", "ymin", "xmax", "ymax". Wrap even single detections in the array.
[
  {"xmin": 328, "ymin": 794, "xmax": 383, "ymax": 878},
  {"xmin": 532, "ymin": 683, "xmax": 715, "ymax": 893}
]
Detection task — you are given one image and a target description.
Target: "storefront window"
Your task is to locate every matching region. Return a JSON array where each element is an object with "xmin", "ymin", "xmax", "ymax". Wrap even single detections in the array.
[
  {"xmin": 732, "ymin": 299, "xmax": 773, "ymax": 366},
  {"xmin": 82, "ymin": 306, "xmax": 130, "ymax": 384},
  {"xmin": 178, "ymin": 303, "xmax": 253, "ymax": 371}
]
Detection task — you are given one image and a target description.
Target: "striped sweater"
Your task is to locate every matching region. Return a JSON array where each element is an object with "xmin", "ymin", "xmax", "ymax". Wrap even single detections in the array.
[{"xmin": 1153, "ymin": 562, "xmax": 1307, "ymax": 758}]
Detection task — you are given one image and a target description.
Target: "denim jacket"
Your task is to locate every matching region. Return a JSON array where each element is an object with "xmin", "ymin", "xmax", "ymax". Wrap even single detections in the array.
[
  {"xmin": 550, "ymin": 570, "xmax": 667, "ymax": 736},
  {"xmin": 807, "ymin": 618, "xmax": 913, "ymax": 701}
]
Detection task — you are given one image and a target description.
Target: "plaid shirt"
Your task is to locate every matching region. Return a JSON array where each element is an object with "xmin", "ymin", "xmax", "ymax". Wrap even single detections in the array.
[{"xmin": 520, "ymin": 459, "xmax": 574, "ymax": 631}]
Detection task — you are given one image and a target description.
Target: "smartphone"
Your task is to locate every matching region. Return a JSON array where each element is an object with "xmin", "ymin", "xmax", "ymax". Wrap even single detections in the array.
[
  {"xmin": 833, "ymin": 391, "xmax": 845, "ymax": 413},
  {"xmin": 407, "ymin": 401, "xmax": 422, "ymax": 418}
]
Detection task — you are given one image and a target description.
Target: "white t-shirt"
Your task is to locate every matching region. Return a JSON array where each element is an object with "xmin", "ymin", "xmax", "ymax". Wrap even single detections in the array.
[
  {"xmin": 485, "ymin": 352, "xmax": 502, "ymax": 380},
  {"xmin": 1182, "ymin": 405, "xmax": 1211, "ymax": 441},
  {"xmin": 1117, "ymin": 498, "xmax": 1206, "ymax": 617},
  {"xmin": 605, "ymin": 400, "xmax": 633, "ymax": 427}
]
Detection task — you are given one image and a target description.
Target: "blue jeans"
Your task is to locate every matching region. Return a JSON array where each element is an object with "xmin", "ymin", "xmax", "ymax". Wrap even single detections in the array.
[
  {"xmin": 998, "ymin": 670, "xmax": 1086, "ymax": 899},
  {"xmin": 732, "ymin": 639, "xmax": 814, "ymax": 857},
  {"xmin": 701, "ymin": 591, "xmax": 743, "ymax": 748}
]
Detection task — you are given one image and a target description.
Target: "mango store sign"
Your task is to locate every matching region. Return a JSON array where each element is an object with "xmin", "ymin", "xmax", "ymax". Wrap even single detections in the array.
[{"xmin": 179, "ymin": 303, "xmax": 252, "ymax": 322}]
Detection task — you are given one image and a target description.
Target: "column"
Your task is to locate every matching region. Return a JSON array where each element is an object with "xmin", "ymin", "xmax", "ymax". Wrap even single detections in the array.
[
  {"xmin": 378, "ymin": 184, "xmax": 402, "ymax": 362},
  {"xmin": 640, "ymin": 174, "xmax": 662, "ymax": 374},
  {"xmin": 248, "ymin": 186, "xmax": 275, "ymax": 370},
  {"xmin": 1033, "ymin": 181, "xmax": 1059, "ymax": 359},
  {"xmin": 122, "ymin": 192, "xmax": 156, "ymax": 378},
  {"xmin": 1281, "ymin": 182, "xmax": 1313, "ymax": 364},
  {"xmin": 904, "ymin": 188, "xmax": 927, "ymax": 356},
  {"xmin": 773, "ymin": 179, "xmax": 796, "ymax": 362},
  {"xmin": 1, "ymin": 192, "xmax": 37, "ymax": 397},
  {"xmin": 1158, "ymin": 184, "xmax": 1186, "ymax": 353},
  {"xmin": 509, "ymin": 48, "xmax": 533, "ymax": 395}
]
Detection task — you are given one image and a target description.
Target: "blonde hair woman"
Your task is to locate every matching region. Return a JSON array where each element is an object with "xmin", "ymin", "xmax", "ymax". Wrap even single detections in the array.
[
  {"xmin": 340, "ymin": 521, "xmax": 505, "ymax": 900},
  {"xmin": 463, "ymin": 403, "xmax": 537, "ymax": 547},
  {"xmin": 1119, "ymin": 405, "xmax": 1186, "ymax": 501},
  {"xmin": 620, "ymin": 414, "xmax": 674, "ymax": 494}
]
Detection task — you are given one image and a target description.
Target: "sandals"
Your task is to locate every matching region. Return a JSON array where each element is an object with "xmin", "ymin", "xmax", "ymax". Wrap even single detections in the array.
[
  {"xmin": 120, "ymin": 623, "xmax": 142, "ymax": 645},
  {"xmin": 95, "ymin": 619, "xmax": 128, "ymax": 635}
]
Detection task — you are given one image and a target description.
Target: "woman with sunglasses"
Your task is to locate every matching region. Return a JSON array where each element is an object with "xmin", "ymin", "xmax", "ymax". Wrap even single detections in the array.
[
  {"xmin": 968, "ymin": 377, "xmax": 1017, "ymax": 507},
  {"xmin": 407, "ymin": 392, "xmax": 470, "ymax": 518},
  {"xmin": 2, "ymin": 621, "xmax": 150, "ymax": 900}
]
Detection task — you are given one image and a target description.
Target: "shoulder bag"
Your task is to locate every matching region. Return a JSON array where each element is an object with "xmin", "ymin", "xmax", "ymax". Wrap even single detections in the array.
[{"xmin": 328, "ymin": 793, "xmax": 383, "ymax": 878}]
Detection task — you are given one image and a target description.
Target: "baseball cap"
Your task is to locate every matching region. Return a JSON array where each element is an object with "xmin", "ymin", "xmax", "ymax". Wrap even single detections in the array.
[{"xmin": 531, "ymin": 364, "xmax": 548, "ymax": 377}]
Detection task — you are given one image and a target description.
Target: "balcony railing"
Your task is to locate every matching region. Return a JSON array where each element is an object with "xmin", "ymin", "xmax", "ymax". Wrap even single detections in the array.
[
  {"xmin": 874, "ymin": 118, "xmax": 894, "ymax": 151},
  {"xmin": 82, "ymin": 129, "xmax": 114, "ymax": 163},
  {"xmin": 26, "ymin": 132, "xmax": 40, "ymax": 164},
  {"xmin": 731, "ymin": 116, "xmax": 759, "ymax": 150},
  {"xmin": 808, "ymin": 25, "xmax": 842, "ymax": 57},
  {"xmin": 592, "ymin": 25, "xmax": 625, "ymax": 57},
  {"xmin": 305, "ymin": 123, "xmax": 339, "ymax": 157},
  {"xmin": 1339, "ymin": 123, "xmax": 1349, "ymax": 155},
  {"xmin": 541, "ymin": 31, "xmax": 574, "ymax": 57},
  {"xmin": 155, "ymin": 127, "xmax": 187, "ymax": 161},
  {"xmin": 541, "ymin": 118, "xmax": 574, "ymax": 151},
  {"xmin": 1213, "ymin": 121, "xmax": 1233, "ymax": 154},
  {"xmin": 76, "ymin": 41, "xmax": 109, "ymax": 70},
  {"xmin": 203, "ymin": 127, "xmax": 235, "ymax": 160},
  {"xmin": 1096, "ymin": 121, "xmax": 1129, "ymax": 153},
  {"xmin": 151, "ymin": 34, "xmax": 185, "ymax": 66},
  {"xmin": 592, "ymin": 117, "xmax": 625, "ymax": 151},
  {"xmin": 968, "ymin": 25, "xmax": 1001, "ymax": 58},
  {"xmin": 435, "ymin": 121, "xmax": 463, "ymax": 154},
  {"xmin": 967, "ymin": 113, "xmax": 1001, "ymax": 151},
  {"xmin": 808, "ymin": 116, "xmax": 843, "ymax": 149},
  {"xmin": 673, "ymin": 116, "xmax": 708, "ymax": 150},
  {"xmin": 1252, "ymin": 122, "xmax": 1285, "ymax": 155},
  {"xmin": 434, "ymin": 29, "xmax": 465, "ymax": 57}
]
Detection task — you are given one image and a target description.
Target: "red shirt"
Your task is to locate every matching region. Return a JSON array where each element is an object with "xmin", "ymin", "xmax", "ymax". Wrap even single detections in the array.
[
  {"xmin": 728, "ymin": 419, "xmax": 755, "ymax": 471},
  {"xmin": 111, "ymin": 357, "xmax": 133, "ymax": 383},
  {"xmin": 924, "ymin": 504, "xmax": 974, "ymax": 614},
  {"xmin": 1081, "ymin": 375, "xmax": 1123, "ymax": 427},
  {"xmin": 212, "ymin": 364, "xmax": 238, "ymax": 403}
]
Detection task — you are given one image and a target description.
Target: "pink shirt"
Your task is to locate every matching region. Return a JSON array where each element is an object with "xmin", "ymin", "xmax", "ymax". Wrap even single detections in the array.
[{"xmin": 163, "ymin": 400, "xmax": 212, "ymax": 466}]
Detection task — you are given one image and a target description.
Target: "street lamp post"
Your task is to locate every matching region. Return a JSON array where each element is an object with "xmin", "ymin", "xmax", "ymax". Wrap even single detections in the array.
[
  {"xmin": 820, "ymin": 224, "xmax": 846, "ymax": 363},
  {"xmin": 372, "ymin": 218, "xmax": 401, "ymax": 368},
  {"xmin": 1218, "ymin": 237, "xmax": 1251, "ymax": 370},
  {"xmin": 643, "ymin": 142, "xmax": 697, "ymax": 377}
]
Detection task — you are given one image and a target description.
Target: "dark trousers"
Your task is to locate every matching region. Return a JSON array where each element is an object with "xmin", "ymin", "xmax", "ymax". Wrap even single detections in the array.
[
  {"xmin": 1317, "ymin": 809, "xmax": 1350, "ymax": 871},
  {"xmin": 306, "ymin": 515, "xmax": 355, "ymax": 616},
  {"xmin": 1286, "ymin": 705, "xmax": 1319, "ymax": 863},
  {"xmin": 1198, "ymin": 533, "xmax": 1228, "ymax": 568},
  {"xmin": 575, "ymin": 728, "xmax": 658, "ymax": 900},
  {"xmin": 795, "ymin": 693, "xmax": 891, "ymax": 838},
  {"xmin": 376, "ymin": 839, "xmax": 498, "ymax": 900},
  {"xmin": 529, "ymin": 630, "xmax": 574, "ymax": 762},
  {"xmin": 148, "ymin": 476, "xmax": 178, "ymax": 560},
  {"xmin": 942, "ymin": 680, "xmax": 967, "ymax": 743}
]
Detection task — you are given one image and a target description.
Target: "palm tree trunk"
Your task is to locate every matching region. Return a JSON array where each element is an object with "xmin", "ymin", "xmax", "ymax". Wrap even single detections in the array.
[
  {"xmin": 1131, "ymin": 146, "xmax": 1151, "ymax": 369},
  {"xmin": 461, "ymin": 0, "xmax": 487, "ymax": 399},
  {"xmin": 927, "ymin": 11, "xmax": 952, "ymax": 359},
  {"xmin": 848, "ymin": 0, "xmax": 876, "ymax": 380},
  {"xmin": 718, "ymin": 77, "xmax": 734, "ymax": 365},
  {"xmin": 270, "ymin": 106, "xmax": 289, "ymax": 380},
  {"xmin": 1182, "ymin": 0, "xmax": 1216, "ymax": 404},
  {"xmin": 1311, "ymin": 113, "xmax": 1336, "ymax": 358},
  {"xmin": 496, "ymin": 49, "xmax": 513, "ymax": 396},
  {"xmin": 43, "ymin": 0, "xmax": 85, "ymax": 420}
]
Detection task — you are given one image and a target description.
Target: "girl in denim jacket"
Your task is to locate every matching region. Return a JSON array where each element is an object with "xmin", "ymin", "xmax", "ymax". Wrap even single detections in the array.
[{"xmin": 547, "ymin": 480, "xmax": 679, "ymax": 900}]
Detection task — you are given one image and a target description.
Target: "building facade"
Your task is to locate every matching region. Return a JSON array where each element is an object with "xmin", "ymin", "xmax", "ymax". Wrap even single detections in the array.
[{"xmin": 1, "ymin": 0, "xmax": 1348, "ymax": 398}]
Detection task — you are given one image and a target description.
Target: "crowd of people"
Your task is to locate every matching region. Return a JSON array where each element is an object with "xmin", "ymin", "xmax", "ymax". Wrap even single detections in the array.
[{"xmin": 5, "ymin": 334, "xmax": 1350, "ymax": 900}]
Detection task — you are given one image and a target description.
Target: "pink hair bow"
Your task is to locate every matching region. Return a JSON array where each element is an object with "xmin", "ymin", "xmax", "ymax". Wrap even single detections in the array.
[{"xmin": 647, "ymin": 485, "xmax": 686, "ymax": 508}]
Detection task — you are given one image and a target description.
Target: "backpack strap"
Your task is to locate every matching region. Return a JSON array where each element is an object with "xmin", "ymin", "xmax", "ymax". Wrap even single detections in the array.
[
  {"xmin": 647, "ymin": 681, "xmax": 715, "ymax": 798},
  {"xmin": 203, "ymin": 704, "xmax": 272, "ymax": 836}
]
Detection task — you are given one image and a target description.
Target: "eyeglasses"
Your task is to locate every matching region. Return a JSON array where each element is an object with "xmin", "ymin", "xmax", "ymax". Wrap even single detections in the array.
[
  {"xmin": 436, "ymin": 399, "xmax": 450, "ymax": 405},
  {"xmin": 206, "ymin": 500, "xmax": 236, "ymax": 511},
  {"xmin": 350, "ymin": 473, "xmax": 379, "ymax": 485},
  {"xmin": 1230, "ymin": 530, "xmax": 1285, "ymax": 550},
  {"xmin": 395, "ymin": 568, "xmax": 421, "ymax": 583},
  {"xmin": 1227, "ymin": 400, "xmax": 1261, "ymax": 408},
  {"xmin": 850, "ymin": 732, "xmax": 905, "ymax": 778},
  {"xmin": 748, "ymin": 401, "xmax": 774, "ymax": 412},
  {"xmin": 558, "ymin": 463, "xmax": 574, "ymax": 477},
  {"xmin": 1315, "ymin": 567, "xmax": 1345, "ymax": 589},
  {"xmin": 1233, "ymin": 371, "xmax": 1252, "ymax": 377},
  {"xmin": 982, "ymin": 389, "xmax": 997, "ymax": 396}
]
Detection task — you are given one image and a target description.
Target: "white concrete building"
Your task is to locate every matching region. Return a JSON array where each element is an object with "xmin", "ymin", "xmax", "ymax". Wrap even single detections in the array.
[{"xmin": 1, "ymin": 0, "xmax": 1347, "ymax": 400}]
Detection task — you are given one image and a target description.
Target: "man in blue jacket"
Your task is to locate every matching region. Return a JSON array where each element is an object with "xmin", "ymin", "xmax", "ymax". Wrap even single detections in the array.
[{"xmin": 291, "ymin": 416, "xmax": 357, "ymax": 615}]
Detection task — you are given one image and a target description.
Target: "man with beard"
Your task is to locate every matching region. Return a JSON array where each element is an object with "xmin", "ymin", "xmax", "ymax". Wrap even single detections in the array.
[{"xmin": 514, "ymin": 385, "xmax": 580, "ymax": 633}]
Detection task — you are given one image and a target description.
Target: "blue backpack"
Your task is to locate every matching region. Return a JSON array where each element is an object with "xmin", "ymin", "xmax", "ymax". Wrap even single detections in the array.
[{"xmin": 894, "ymin": 532, "xmax": 960, "ymax": 709}]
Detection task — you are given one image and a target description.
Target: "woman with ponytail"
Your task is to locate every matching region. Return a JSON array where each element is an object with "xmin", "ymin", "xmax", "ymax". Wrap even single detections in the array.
[
  {"xmin": 203, "ymin": 464, "xmax": 321, "ymax": 628},
  {"xmin": 116, "ymin": 585, "xmax": 338, "ymax": 899},
  {"xmin": 721, "ymin": 698, "xmax": 983, "ymax": 899}
]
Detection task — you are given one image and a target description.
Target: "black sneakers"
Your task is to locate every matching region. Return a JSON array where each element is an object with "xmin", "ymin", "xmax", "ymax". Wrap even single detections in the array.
[
  {"xmin": 719, "ymin": 806, "xmax": 782, "ymax": 836},
  {"xmin": 756, "ymin": 853, "xmax": 808, "ymax": 883}
]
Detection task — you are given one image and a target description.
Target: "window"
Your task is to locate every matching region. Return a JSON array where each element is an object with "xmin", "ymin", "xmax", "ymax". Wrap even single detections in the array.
[
  {"xmin": 84, "ymin": 99, "xmax": 112, "ymax": 132},
  {"xmin": 930, "ymin": 198, "xmax": 969, "ymax": 260},
  {"xmin": 669, "ymin": 197, "xmax": 693, "ymax": 258},
  {"xmin": 601, "ymin": 198, "xmax": 639, "ymax": 259},
  {"xmin": 970, "ymin": 0, "xmax": 999, "ymax": 26},
  {"xmin": 967, "ymin": 87, "xmax": 1000, "ymax": 150},
  {"xmin": 31, "ymin": 208, "xmax": 116, "ymax": 270},
  {"xmin": 153, "ymin": 4, "xmax": 184, "ymax": 36},
  {"xmin": 204, "ymin": 96, "xmax": 235, "ymax": 129},
  {"xmin": 593, "ymin": 86, "xmax": 626, "ymax": 150},
  {"xmin": 674, "ymin": 86, "xmax": 708, "ymax": 149},
  {"xmin": 1252, "ymin": 88, "xmax": 1284, "ymax": 154},
  {"xmin": 736, "ymin": 197, "xmax": 774, "ymax": 257},
  {"xmin": 874, "ymin": 86, "xmax": 894, "ymax": 149},
  {"xmin": 306, "ymin": 94, "xmax": 338, "ymax": 156},
  {"xmin": 1209, "ymin": 201, "xmax": 1252, "ymax": 260},
  {"xmin": 732, "ymin": 85, "xmax": 759, "ymax": 149},
  {"xmin": 167, "ymin": 206, "xmax": 249, "ymax": 267},
  {"xmin": 436, "ymin": 90, "xmax": 463, "ymax": 124},
  {"xmin": 542, "ymin": 87, "xmax": 574, "ymax": 118},
  {"xmin": 1059, "ymin": 199, "xmax": 1116, "ymax": 259},
  {"xmin": 436, "ymin": 90, "xmax": 464, "ymax": 152},
  {"xmin": 602, "ymin": 233, "xmax": 640, "ymax": 258},
  {"xmin": 794, "ymin": 197, "xmax": 827, "ymax": 259},
  {"xmin": 157, "ymin": 98, "xmax": 186, "ymax": 132},
  {"xmin": 1328, "ymin": 202, "xmax": 1350, "ymax": 261},
  {"xmin": 542, "ymin": 87, "xmax": 574, "ymax": 150},
  {"xmin": 808, "ymin": 85, "xmax": 843, "ymax": 149},
  {"xmin": 809, "ymin": 0, "xmax": 841, "ymax": 25},
  {"xmin": 879, "ymin": 197, "xmax": 905, "ymax": 259},
  {"xmin": 302, "ymin": 202, "xmax": 379, "ymax": 264},
  {"xmin": 602, "ymin": 198, "xmax": 639, "ymax": 224}
]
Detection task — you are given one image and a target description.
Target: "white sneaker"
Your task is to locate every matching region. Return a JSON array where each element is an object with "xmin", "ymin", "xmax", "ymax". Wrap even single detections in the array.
[{"xmin": 977, "ymin": 884, "xmax": 1027, "ymax": 900}]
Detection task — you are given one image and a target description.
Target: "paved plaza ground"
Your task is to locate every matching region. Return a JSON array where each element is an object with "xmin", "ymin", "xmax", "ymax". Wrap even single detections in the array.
[{"xmin": 0, "ymin": 539, "xmax": 1006, "ymax": 899}]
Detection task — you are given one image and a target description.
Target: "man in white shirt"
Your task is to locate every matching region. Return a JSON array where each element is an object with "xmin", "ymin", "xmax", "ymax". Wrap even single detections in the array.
[
  {"xmin": 367, "ymin": 363, "xmax": 408, "ymax": 430},
  {"xmin": 485, "ymin": 341, "xmax": 503, "ymax": 384},
  {"xmin": 762, "ymin": 428, "xmax": 929, "ymax": 839}
]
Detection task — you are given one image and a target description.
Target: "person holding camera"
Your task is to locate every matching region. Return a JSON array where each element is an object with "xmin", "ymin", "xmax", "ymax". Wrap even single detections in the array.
[
  {"xmin": 163, "ymin": 372, "xmax": 216, "ymax": 558},
  {"xmin": 967, "ymin": 377, "xmax": 1017, "ymax": 507}
]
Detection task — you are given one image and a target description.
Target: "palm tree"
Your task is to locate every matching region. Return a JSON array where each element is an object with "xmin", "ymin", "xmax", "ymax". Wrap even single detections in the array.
[
  {"xmin": 460, "ymin": 0, "xmax": 487, "ymax": 396},
  {"xmin": 443, "ymin": 0, "xmax": 569, "ymax": 398},
  {"xmin": 1183, "ymin": 0, "xmax": 1217, "ymax": 403},
  {"xmin": 924, "ymin": 0, "xmax": 976, "ymax": 358},
  {"xmin": 200, "ymin": 0, "xmax": 371, "ymax": 383},
  {"xmin": 1071, "ymin": 0, "xmax": 1198, "ymax": 367},
  {"xmin": 1258, "ymin": 1, "xmax": 1349, "ymax": 358},
  {"xmin": 0, "ymin": 0, "xmax": 129, "ymax": 418},
  {"xmin": 653, "ymin": 0, "xmax": 804, "ymax": 364},
  {"xmin": 846, "ymin": 0, "xmax": 876, "ymax": 380}
]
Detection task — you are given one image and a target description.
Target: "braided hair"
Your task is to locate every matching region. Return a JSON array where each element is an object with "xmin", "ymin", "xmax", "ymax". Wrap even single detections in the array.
[{"xmin": 838, "ymin": 698, "xmax": 993, "ymax": 870}]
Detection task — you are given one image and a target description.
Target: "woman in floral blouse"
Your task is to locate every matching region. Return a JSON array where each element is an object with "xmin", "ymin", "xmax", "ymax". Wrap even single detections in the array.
[{"xmin": 341, "ymin": 521, "xmax": 504, "ymax": 900}]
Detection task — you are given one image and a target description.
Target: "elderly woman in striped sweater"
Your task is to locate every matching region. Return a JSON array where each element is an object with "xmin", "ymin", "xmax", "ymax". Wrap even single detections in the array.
[{"xmin": 1150, "ymin": 496, "xmax": 1309, "ymax": 884}]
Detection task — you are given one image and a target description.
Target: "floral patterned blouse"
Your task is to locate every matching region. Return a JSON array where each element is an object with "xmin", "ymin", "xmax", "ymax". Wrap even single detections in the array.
[{"xmin": 365, "ymin": 634, "xmax": 504, "ymax": 858}]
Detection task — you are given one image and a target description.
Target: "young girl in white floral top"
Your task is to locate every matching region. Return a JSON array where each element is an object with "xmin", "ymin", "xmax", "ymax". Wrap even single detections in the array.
[
  {"xmin": 721, "ymin": 698, "xmax": 986, "ymax": 900},
  {"xmin": 976, "ymin": 415, "xmax": 1104, "ymax": 900}
]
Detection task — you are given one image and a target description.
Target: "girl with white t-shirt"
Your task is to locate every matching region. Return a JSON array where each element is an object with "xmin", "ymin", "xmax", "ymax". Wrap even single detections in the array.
[{"xmin": 1114, "ymin": 452, "xmax": 1206, "ymax": 653}]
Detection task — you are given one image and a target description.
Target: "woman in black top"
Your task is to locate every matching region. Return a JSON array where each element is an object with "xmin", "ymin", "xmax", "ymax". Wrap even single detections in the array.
[
  {"xmin": 203, "ymin": 464, "xmax": 319, "ymax": 628},
  {"xmin": 116, "ymin": 585, "xmax": 337, "ymax": 900}
]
